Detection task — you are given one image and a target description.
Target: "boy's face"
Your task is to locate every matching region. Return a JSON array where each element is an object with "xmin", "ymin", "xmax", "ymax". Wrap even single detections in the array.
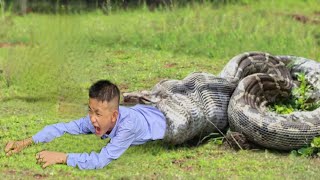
[{"xmin": 88, "ymin": 98, "xmax": 119, "ymax": 137}]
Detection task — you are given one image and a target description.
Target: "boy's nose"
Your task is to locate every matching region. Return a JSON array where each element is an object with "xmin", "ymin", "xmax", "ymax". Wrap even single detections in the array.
[{"xmin": 90, "ymin": 116, "xmax": 97, "ymax": 123}]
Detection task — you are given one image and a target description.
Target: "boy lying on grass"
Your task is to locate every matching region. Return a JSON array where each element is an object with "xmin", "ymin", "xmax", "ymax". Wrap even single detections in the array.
[{"xmin": 4, "ymin": 80, "xmax": 166, "ymax": 170}]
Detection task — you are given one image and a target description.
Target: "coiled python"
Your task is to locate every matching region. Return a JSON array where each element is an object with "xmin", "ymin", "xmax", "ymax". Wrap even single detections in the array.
[
  {"xmin": 222, "ymin": 52, "xmax": 320, "ymax": 150},
  {"xmin": 123, "ymin": 52, "xmax": 320, "ymax": 150}
]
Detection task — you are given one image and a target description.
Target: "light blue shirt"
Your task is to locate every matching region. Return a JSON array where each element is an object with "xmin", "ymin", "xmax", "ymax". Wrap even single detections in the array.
[{"xmin": 32, "ymin": 105, "xmax": 166, "ymax": 170}]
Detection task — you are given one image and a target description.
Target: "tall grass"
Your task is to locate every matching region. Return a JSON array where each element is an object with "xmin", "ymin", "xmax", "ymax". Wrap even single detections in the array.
[
  {"xmin": 1, "ymin": 0, "xmax": 319, "ymax": 103},
  {"xmin": 0, "ymin": 15, "xmax": 89, "ymax": 103},
  {"xmin": 88, "ymin": 1, "xmax": 318, "ymax": 59}
]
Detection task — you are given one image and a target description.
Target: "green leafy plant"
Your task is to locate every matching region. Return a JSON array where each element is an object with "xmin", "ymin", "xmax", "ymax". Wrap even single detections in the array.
[
  {"xmin": 269, "ymin": 73, "xmax": 320, "ymax": 114},
  {"xmin": 291, "ymin": 136, "xmax": 320, "ymax": 157},
  {"xmin": 197, "ymin": 133, "xmax": 223, "ymax": 146}
]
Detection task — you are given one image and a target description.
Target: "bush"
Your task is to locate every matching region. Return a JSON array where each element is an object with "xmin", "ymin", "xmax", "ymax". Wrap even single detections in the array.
[{"xmin": 4, "ymin": 0, "xmax": 258, "ymax": 14}]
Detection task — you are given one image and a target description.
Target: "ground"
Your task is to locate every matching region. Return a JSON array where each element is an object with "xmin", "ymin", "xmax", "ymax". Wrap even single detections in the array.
[{"xmin": 0, "ymin": 0, "xmax": 320, "ymax": 179}]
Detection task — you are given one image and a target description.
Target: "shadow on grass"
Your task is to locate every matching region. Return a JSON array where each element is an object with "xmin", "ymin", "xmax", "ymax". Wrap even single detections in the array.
[
  {"xmin": 1, "ymin": 96, "xmax": 53, "ymax": 103},
  {"xmin": 136, "ymin": 134, "xmax": 226, "ymax": 155}
]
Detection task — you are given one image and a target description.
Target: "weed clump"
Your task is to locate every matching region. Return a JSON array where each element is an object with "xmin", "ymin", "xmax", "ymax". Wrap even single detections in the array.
[
  {"xmin": 292, "ymin": 136, "xmax": 320, "ymax": 157},
  {"xmin": 268, "ymin": 73, "xmax": 320, "ymax": 114}
]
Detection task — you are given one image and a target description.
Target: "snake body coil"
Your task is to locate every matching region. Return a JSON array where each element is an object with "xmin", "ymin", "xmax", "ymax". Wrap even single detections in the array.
[
  {"xmin": 124, "ymin": 52, "xmax": 320, "ymax": 150},
  {"xmin": 223, "ymin": 52, "xmax": 320, "ymax": 150}
]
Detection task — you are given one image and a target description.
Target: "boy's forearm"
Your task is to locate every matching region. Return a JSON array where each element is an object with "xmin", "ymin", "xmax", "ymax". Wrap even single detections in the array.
[{"xmin": 32, "ymin": 119, "xmax": 92, "ymax": 144}]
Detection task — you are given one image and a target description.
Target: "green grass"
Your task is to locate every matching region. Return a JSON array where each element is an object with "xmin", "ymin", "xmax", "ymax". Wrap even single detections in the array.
[{"xmin": 0, "ymin": 0, "xmax": 320, "ymax": 178}]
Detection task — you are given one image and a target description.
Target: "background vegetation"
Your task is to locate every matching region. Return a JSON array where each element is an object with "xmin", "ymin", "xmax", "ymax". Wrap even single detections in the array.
[
  {"xmin": 4, "ymin": 0, "xmax": 258, "ymax": 14},
  {"xmin": 0, "ymin": 0, "xmax": 319, "ymax": 179}
]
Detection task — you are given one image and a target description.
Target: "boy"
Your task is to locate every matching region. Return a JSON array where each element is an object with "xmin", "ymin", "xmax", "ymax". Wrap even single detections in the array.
[{"xmin": 4, "ymin": 80, "xmax": 167, "ymax": 170}]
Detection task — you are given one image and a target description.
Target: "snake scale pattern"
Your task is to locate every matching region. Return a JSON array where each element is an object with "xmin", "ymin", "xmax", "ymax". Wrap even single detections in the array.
[{"xmin": 123, "ymin": 51, "xmax": 320, "ymax": 150}]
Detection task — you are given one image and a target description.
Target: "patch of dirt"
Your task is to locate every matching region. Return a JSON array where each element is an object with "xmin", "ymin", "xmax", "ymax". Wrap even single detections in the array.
[
  {"xmin": 1, "ymin": 96, "xmax": 50, "ymax": 103},
  {"xmin": 171, "ymin": 155, "xmax": 195, "ymax": 171},
  {"xmin": 275, "ymin": 12, "xmax": 320, "ymax": 25},
  {"xmin": 290, "ymin": 13, "xmax": 320, "ymax": 24},
  {"xmin": 183, "ymin": 165, "xmax": 194, "ymax": 171},
  {"xmin": 6, "ymin": 170, "xmax": 16, "ymax": 175},
  {"xmin": 164, "ymin": 63, "xmax": 177, "ymax": 68},
  {"xmin": 33, "ymin": 174, "xmax": 48, "ymax": 179},
  {"xmin": 291, "ymin": 14, "xmax": 309, "ymax": 24},
  {"xmin": 118, "ymin": 83, "xmax": 129, "ymax": 91},
  {"xmin": 0, "ymin": 42, "xmax": 27, "ymax": 48},
  {"xmin": 172, "ymin": 159, "xmax": 187, "ymax": 165},
  {"xmin": 2, "ymin": 169, "xmax": 48, "ymax": 179},
  {"xmin": 112, "ymin": 50, "xmax": 126, "ymax": 55}
]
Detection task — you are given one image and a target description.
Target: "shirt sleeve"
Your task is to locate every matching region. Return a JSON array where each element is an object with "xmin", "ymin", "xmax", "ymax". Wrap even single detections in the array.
[
  {"xmin": 66, "ymin": 122, "xmax": 136, "ymax": 170},
  {"xmin": 32, "ymin": 115, "xmax": 94, "ymax": 143}
]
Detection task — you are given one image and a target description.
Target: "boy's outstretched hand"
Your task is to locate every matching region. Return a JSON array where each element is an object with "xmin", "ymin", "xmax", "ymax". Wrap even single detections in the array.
[
  {"xmin": 36, "ymin": 151, "xmax": 67, "ymax": 168},
  {"xmin": 5, "ymin": 137, "xmax": 34, "ymax": 156}
]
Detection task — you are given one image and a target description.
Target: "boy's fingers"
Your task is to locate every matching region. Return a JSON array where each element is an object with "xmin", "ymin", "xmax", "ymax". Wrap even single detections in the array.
[
  {"xmin": 36, "ymin": 157, "xmax": 42, "ymax": 164},
  {"xmin": 6, "ymin": 149, "xmax": 19, "ymax": 156},
  {"xmin": 42, "ymin": 162, "xmax": 51, "ymax": 169},
  {"xmin": 5, "ymin": 142, "xmax": 14, "ymax": 152},
  {"xmin": 35, "ymin": 153, "xmax": 41, "ymax": 159},
  {"xmin": 36, "ymin": 159, "xmax": 41, "ymax": 164}
]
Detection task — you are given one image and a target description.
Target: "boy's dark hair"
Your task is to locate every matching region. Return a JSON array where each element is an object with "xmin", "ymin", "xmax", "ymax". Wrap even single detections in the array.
[{"xmin": 89, "ymin": 80, "xmax": 120, "ymax": 104}]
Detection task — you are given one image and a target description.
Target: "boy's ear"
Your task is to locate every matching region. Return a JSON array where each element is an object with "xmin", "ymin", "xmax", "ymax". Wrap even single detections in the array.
[{"xmin": 111, "ymin": 110, "xmax": 119, "ymax": 123}]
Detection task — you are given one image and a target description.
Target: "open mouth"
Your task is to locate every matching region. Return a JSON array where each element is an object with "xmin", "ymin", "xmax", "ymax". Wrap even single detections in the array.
[{"xmin": 94, "ymin": 126, "xmax": 101, "ymax": 134}]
